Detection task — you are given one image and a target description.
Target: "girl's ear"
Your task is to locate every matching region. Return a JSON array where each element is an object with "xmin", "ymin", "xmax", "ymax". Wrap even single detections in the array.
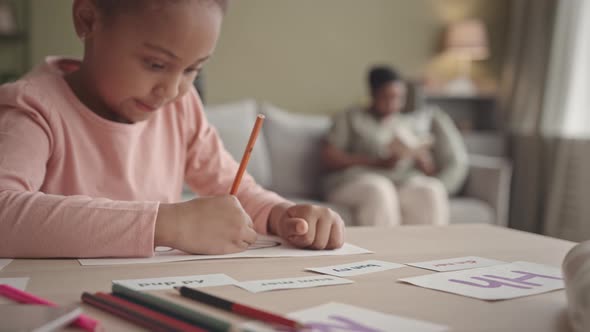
[{"xmin": 72, "ymin": 0, "xmax": 99, "ymax": 40}]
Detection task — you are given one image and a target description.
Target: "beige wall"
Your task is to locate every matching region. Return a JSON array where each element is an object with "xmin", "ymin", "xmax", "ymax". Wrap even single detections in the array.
[
  {"xmin": 0, "ymin": 0, "xmax": 32, "ymax": 77},
  {"xmin": 29, "ymin": 0, "xmax": 81, "ymax": 66},
  {"xmin": 22, "ymin": 0, "xmax": 509, "ymax": 114},
  {"xmin": 206, "ymin": 0, "xmax": 510, "ymax": 114}
]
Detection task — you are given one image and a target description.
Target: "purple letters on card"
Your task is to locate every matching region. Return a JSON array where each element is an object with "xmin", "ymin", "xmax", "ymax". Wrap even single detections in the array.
[
  {"xmin": 275, "ymin": 315, "xmax": 383, "ymax": 332},
  {"xmin": 448, "ymin": 270, "xmax": 563, "ymax": 289}
]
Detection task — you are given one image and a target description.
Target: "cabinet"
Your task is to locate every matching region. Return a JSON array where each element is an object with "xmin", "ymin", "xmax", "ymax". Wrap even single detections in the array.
[
  {"xmin": 0, "ymin": 0, "xmax": 30, "ymax": 84},
  {"xmin": 424, "ymin": 93, "xmax": 499, "ymax": 132}
]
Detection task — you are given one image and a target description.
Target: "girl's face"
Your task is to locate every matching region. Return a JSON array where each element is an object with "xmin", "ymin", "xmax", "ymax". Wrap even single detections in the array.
[
  {"xmin": 371, "ymin": 81, "xmax": 407, "ymax": 118},
  {"xmin": 75, "ymin": 1, "xmax": 222, "ymax": 123}
]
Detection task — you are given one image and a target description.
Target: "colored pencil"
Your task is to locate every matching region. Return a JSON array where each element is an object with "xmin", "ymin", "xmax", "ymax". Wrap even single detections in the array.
[
  {"xmin": 111, "ymin": 283, "xmax": 232, "ymax": 332},
  {"xmin": 177, "ymin": 286, "xmax": 302, "ymax": 329},
  {"xmin": 82, "ymin": 292, "xmax": 206, "ymax": 332},
  {"xmin": 0, "ymin": 284, "xmax": 100, "ymax": 332},
  {"xmin": 230, "ymin": 114, "xmax": 265, "ymax": 195}
]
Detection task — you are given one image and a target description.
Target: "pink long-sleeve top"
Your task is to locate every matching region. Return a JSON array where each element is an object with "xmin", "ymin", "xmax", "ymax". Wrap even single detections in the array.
[{"xmin": 0, "ymin": 57, "xmax": 288, "ymax": 258}]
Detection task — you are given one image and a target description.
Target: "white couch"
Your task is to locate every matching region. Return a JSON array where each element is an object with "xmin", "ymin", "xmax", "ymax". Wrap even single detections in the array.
[{"xmin": 202, "ymin": 100, "xmax": 512, "ymax": 226}]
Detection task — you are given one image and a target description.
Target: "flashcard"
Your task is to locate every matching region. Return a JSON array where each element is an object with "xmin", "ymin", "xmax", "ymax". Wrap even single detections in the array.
[
  {"xmin": 406, "ymin": 256, "xmax": 506, "ymax": 272},
  {"xmin": 235, "ymin": 276, "xmax": 353, "ymax": 293},
  {"xmin": 241, "ymin": 302, "xmax": 448, "ymax": 332},
  {"xmin": 112, "ymin": 274, "xmax": 237, "ymax": 291},
  {"xmin": 306, "ymin": 260, "xmax": 405, "ymax": 277},
  {"xmin": 0, "ymin": 278, "xmax": 29, "ymax": 291},
  {"xmin": 399, "ymin": 261, "xmax": 564, "ymax": 300},
  {"xmin": 0, "ymin": 259, "xmax": 12, "ymax": 271},
  {"xmin": 0, "ymin": 278, "xmax": 29, "ymax": 305}
]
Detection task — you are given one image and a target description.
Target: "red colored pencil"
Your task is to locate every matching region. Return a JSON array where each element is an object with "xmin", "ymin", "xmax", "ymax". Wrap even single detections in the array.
[
  {"xmin": 82, "ymin": 292, "xmax": 206, "ymax": 332},
  {"xmin": 177, "ymin": 286, "xmax": 303, "ymax": 329}
]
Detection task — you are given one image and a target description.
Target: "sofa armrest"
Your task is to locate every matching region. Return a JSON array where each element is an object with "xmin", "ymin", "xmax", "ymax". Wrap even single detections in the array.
[{"xmin": 463, "ymin": 154, "xmax": 512, "ymax": 226}]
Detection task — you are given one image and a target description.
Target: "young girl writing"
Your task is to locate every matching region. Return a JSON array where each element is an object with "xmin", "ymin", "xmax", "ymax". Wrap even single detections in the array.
[{"xmin": 0, "ymin": 0, "xmax": 344, "ymax": 258}]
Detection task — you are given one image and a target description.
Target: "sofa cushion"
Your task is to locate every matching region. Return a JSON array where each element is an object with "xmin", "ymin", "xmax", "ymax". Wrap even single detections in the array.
[
  {"xmin": 462, "ymin": 132, "xmax": 507, "ymax": 157},
  {"xmin": 204, "ymin": 100, "xmax": 272, "ymax": 188},
  {"xmin": 449, "ymin": 198, "xmax": 495, "ymax": 224},
  {"xmin": 260, "ymin": 103, "xmax": 331, "ymax": 198}
]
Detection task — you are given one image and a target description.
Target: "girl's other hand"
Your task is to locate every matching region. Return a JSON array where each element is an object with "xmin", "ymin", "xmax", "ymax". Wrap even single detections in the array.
[{"xmin": 269, "ymin": 203, "xmax": 345, "ymax": 250}]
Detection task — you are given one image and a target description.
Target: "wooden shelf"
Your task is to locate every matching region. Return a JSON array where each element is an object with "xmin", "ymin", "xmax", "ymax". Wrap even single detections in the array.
[
  {"xmin": 424, "ymin": 94, "xmax": 499, "ymax": 131},
  {"xmin": 0, "ymin": 32, "xmax": 25, "ymax": 41},
  {"xmin": 424, "ymin": 93, "xmax": 496, "ymax": 101}
]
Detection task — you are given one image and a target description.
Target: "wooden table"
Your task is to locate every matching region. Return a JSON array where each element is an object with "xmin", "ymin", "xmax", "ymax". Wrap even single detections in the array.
[{"xmin": 0, "ymin": 225, "xmax": 576, "ymax": 331}]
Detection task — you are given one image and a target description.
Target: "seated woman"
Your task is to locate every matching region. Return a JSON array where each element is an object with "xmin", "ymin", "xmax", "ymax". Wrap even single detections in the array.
[{"xmin": 320, "ymin": 65, "xmax": 469, "ymax": 226}]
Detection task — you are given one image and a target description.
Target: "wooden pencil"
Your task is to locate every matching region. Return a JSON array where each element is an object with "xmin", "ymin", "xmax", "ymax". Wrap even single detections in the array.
[
  {"xmin": 230, "ymin": 114, "xmax": 265, "ymax": 195},
  {"xmin": 177, "ymin": 286, "xmax": 303, "ymax": 329},
  {"xmin": 82, "ymin": 292, "xmax": 206, "ymax": 332},
  {"xmin": 111, "ymin": 283, "xmax": 232, "ymax": 332}
]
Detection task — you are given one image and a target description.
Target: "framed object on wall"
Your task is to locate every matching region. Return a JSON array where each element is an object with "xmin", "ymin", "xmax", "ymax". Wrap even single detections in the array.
[{"xmin": 0, "ymin": 1, "xmax": 16, "ymax": 34}]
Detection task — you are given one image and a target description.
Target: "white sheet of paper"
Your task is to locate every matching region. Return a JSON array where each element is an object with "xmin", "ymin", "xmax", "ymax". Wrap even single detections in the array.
[
  {"xmin": 241, "ymin": 302, "xmax": 448, "ymax": 332},
  {"xmin": 236, "ymin": 276, "xmax": 353, "ymax": 294},
  {"xmin": 78, "ymin": 235, "xmax": 372, "ymax": 266},
  {"xmin": 399, "ymin": 261, "xmax": 564, "ymax": 301},
  {"xmin": 0, "ymin": 277, "xmax": 29, "ymax": 290},
  {"xmin": 306, "ymin": 260, "xmax": 405, "ymax": 277},
  {"xmin": 112, "ymin": 274, "xmax": 237, "ymax": 291},
  {"xmin": 0, "ymin": 259, "xmax": 12, "ymax": 271},
  {"xmin": 406, "ymin": 256, "xmax": 506, "ymax": 272}
]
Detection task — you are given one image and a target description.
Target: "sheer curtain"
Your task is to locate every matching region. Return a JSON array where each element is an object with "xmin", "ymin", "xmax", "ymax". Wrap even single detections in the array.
[
  {"xmin": 542, "ymin": 0, "xmax": 590, "ymax": 138},
  {"xmin": 499, "ymin": 0, "xmax": 557, "ymax": 235},
  {"xmin": 540, "ymin": 0, "xmax": 590, "ymax": 240},
  {"xmin": 501, "ymin": 0, "xmax": 590, "ymax": 241}
]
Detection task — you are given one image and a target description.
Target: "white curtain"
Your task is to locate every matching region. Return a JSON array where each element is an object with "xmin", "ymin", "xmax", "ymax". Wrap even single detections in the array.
[
  {"xmin": 542, "ymin": 0, "xmax": 590, "ymax": 138},
  {"xmin": 499, "ymin": 0, "xmax": 557, "ymax": 234},
  {"xmin": 501, "ymin": 0, "xmax": 590, "ymax": 241},
  {"xmin": 537, "ymin": 0, "xmax": 590, "ymax": 241}
]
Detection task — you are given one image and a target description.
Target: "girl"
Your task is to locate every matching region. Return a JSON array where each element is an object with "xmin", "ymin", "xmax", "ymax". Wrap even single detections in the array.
[{"xmin": 0, "ymin": 0, "xmax": 344, "ymax": 258}]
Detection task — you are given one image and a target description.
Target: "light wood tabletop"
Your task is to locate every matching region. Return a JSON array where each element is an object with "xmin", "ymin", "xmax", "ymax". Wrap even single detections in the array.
[{"xmin": 0, "ymin": 224, "xmax": 576, "ymax": 331}]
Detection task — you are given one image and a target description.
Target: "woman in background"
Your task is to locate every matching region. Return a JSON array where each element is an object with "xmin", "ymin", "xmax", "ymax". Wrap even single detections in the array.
[{"xmin": 321, "ymin": 65, "xmax": 468, "ymax": 227}]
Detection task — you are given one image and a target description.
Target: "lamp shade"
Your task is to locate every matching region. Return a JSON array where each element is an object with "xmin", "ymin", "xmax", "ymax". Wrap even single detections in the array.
[{"xmin": 444, "ymin": 19, "xmax": 489, "ymax": 60}]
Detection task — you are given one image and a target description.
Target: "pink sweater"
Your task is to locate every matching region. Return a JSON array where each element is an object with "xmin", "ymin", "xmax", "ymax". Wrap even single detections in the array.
[{"xmin": 0, "ymin": 57, "xmax": 288, "ymax": 258}]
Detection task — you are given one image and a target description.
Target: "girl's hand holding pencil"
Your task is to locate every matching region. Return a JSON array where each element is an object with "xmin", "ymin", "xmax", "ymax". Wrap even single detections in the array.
[
  {"xmin": 154, "ymin": 115, "xmax": 265, "ymax": 255},
  {"xmin": 153, "ymin": 114, "xmax": 344, "ymax": 255},
  {"xmin": 155, "ymin": 196, "xmax": 257, "ymax": 255}
]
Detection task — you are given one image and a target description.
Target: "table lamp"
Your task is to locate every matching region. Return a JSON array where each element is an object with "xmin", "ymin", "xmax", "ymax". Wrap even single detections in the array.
[{"xmin": 443, "ymin": 19, "xmax": 489, "ymax": 96}]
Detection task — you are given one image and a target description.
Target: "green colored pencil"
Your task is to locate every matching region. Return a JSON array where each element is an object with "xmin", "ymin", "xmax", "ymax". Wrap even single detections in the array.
[{"xmin": 112, "ymin": 283, "xmax": 234, "ymax": 332}]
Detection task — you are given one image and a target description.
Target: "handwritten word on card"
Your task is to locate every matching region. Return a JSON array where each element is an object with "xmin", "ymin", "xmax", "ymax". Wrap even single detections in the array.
[
  {"xmin": 242, "ymin": 302, "xmax": 448, "ymax": 332},
  {"xmin": 112, "ymin": 274, "xmax": 237, "ymax": 291},
  {"xmin": 236, "ymin": 276, "xmax": 353, "ymax": 293},
  {"xmin": 306, "ymin": 260, "xmax": 405, "ymax": 277},
  {"xmin": 399, "ymin": 261, "xmax": 564, "ymax": 300},
  {"xmin": 407, "ymin": 256, "xmax": 506, "ymax": 272}
]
